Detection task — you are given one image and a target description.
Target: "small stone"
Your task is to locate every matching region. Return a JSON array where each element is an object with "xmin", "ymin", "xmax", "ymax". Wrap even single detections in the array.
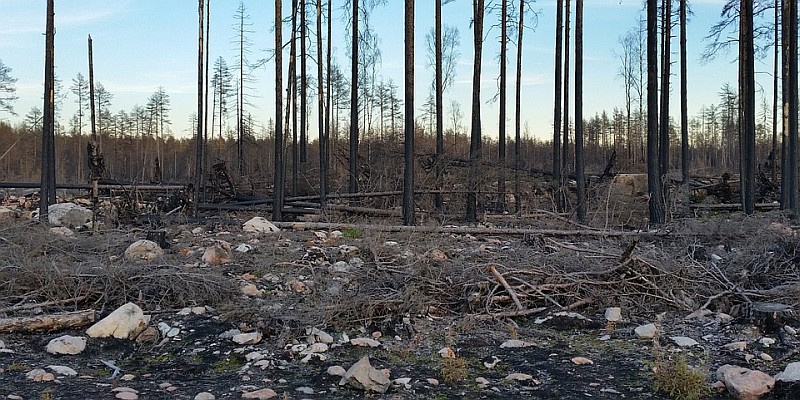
[
  {"xmin": 634, "ymin": 323, "xmax": 657, "ymax": 339},
  {"xmin": 232, "ymin": 331, "xmax": 263, "ymax": 345},
  {"xmin": 242, "ymin": 217, "xmax": 280, "ymax": 234},
  {"xmin": 166, "ymin": 327, "xmax": 180, "ymax": 338},
  {"xmin": 785, "ymin": 326, "xmax": 797, "ymax": 336},
  {"xmin": 500, "ymin": 339, "xmax": 533, "ymax": 348},
  {"xmin": 124, "ymin": 240, "xmax": 164, "ymax": 263},
  {"xmin": 25, "ymin": 368, "xmax": 55, "ymax": 382},
  {"xmin": 776, "ymin": 362, "xmax": 800, "ymax": 382},
  {"xmin": 426, "ymin": 378, "xmax": 439, "ymax": 385},
  {"xmin": 338, "ymin": 356, "xmax": 391, "ymax": 393},
  {"xmin": 7, "ymin": 395, "xmax": 24, "ymax": 400},
  {"xmin": 483, "ymin": 356, "xmax": 501, "ymax": 369},
  {"xmin": 240, "ymin": 283, "xmax": 263, "ymax": 297},
  {"xmin": 308, "ymin": 327, "xmax": 334, "ymax": 344},
  {"xmin": 295, "ymin": 387, "xmax": 314, "ymax": 394},
  {"xmin": 235, "ymin": 244, "xmax": 253, "ymax": 253},
  {"xmin": 115, "ymin": 392, "xmax": 138, "ymax": 400},
  {"xmin": 724, "ymin": 341, "xmax": 748, "ymax": 351},
  {"xmin": 241, "ymin": 388, "xmax": 278, "ymax": 399},
  {"xmin": 476, "ymin": 377, "xmax": 490, "ymax": 386},
  {"xmin": 759, "ymin": 337, "xmax": 776, "ymax": 347},
  {"xmin": 716, "ymin": 364, "xmax": 774, "ymax": 400},
  {"xmin": 759, "ymin": 353, "xmax": 773, "ymax": 361},
  {"xmin": 670, "ymin": 336, "xmax": 699, "ymax": 347},
  {"xmin": 350, "ymin": 337, "xmax": 381, "ymax": 348},
  {"xmin": 371, "ymin": 331, "xmax": 382, "ymax": 338},
  {"xmin": 438, "ymin": 347, "xmax": 456, "ymax": 359},
  {"xmin": 158, "ymin": 382, "xmax": 172, "ymax": 389},
  {"xmin": 327, "ymin": 365, "xmax": 346, "ymax": 377},
  {"xmin": 393, "ymin": 377, "xmax": 412, "ymax": 385},
  {"xmin": 745, "ymin": 354, "xmax": 756, "ymax": 362},
  {"xmin": 301, "ymin": 342, "xmax": 329, "ymax": 354},
  {"xmin": 50, "ymin": 226, "xmax": 74, "ymax": 236},
  {"xmin": 46, "ymin": 335, "xmax": 87, "ymax": 355},
  {"xmin": 120, "ymin": 374, "xmax": 135, "ymax": 381},
  {"xmin": 505, "ymin": 373, "xmax": 534, "ymax": 381},
  {"xmin": 348, "ymin": 257, "xmax": 364, "ymax": 268},
  {"xmin": 604, "ymin": 307, "xmax": 622, "ymax": 322},
  {"xmin": 194, "ymin": 393, "xmax": 216, "ymax": 400},
  {"xmin": 47, "ymin": 365, "xmax": 78, "ymax": 376},
  {"xmin": 245, "ymin": 352, "xmax": 265, "ymax": 362},
  {"xmin": 571, "ymin": 357, "xmax": 593, "ymax": 365},
  {"xmin": 202, "ymin": 240, "xmax": 232, "ymax": 266}
]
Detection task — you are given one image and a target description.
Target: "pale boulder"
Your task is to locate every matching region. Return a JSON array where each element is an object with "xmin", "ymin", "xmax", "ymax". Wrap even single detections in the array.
[
  {"xmin": 48, "ymin": 203, "xmax": 92, "ymax": 228},
  {"xmin": 46, "ymin": 335, "xmax": 87, "ymax": 355},
  {"xmin": 86, "ymin": 302, "xmax": 150, "ymax": 340},
  {"xmin": 243, "ymin": 217, "xmax": 280, "ymax": 234},
  {"xmin": 202, "ymin": 241, "xmax": 232, "ymax": 266},
  {"xmin": 716, "ymin": 364, "xmax": 775, "ymax": 400},
  {"xmin": 339, "ymin": 356, "xmax": 391, "ymax": 393},
  {"xmin": 124, "ymin": 240, "xmax": 164, "ymax": 263}
]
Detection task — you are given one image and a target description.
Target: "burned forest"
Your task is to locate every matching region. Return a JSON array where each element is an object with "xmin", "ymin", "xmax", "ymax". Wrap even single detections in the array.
[{"xmin": 0, "ymin": 0, "xmax": 800, "ymax": 399}]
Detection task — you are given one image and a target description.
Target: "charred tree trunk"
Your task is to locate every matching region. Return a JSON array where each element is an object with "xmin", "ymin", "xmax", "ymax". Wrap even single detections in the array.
[
  {"xmin": 552, "ymin": 0, "xmax": 564, "ymax": 211},
  {"xmin": 740, "ymin": 0, "xmax": 756, "ymax": 215},
  {"xmin": 467, "ymin": 0, "xmax": 485, "ymax": 223},
  {"xmin": 273, "ymin": 0, "xmax": 285, "ymax": 221},
  {"xmin": 784, "ymin": 0, "xmax": 798, "ymax": 213},
  {"xmin": 291, "ymin": 0, "xmax": 299, "ymax": 196},
  {"xmin": 680, "ymin": 0, "xmax": 689, "ymax": 183},
  {"xmin": 40, "ymin": 0, "xmax": 56, "ymax": 222},
  {"xmin": 300, "ymin": 0, "xmax": 308, "ymax": 164},
  {"xmin": 772, "ymin": 0, "xmax": 779, "ymax": 183},
  {"xmin": 434, "ymin": 0, "xmax": 445, "ymax": 212},
  {"xmin": 659, "ymin": 0, "xmax": 672, "ymax": 189},
  {"xmin": 317, "ymin": 0, "xmax": 327, "ymax": 208},
  {"xmin": 498, "ymin": 0, "xmax": 508, "ymax": 212},
  {"xmin": 575, "ymin": 0, "xmax": 585, "ymax": 222},
  {"xmin": 194, "ymin": 1, "xmax": 205, "ymax": 217},
  {"xmin": 561, "ymin": 0, "xmax": 571, "ymax": 210},
  {"xmin": 647, "ymin": 0, "xmax": 664, "ymax": 224},
  {"xmin": 349, "ymin": 0, "xmax": 360, "ymax": 194},
  {"xmin": 403, "ymin": 0, "xmax": 415, "ymax": 226},
  {"xmin": 514, "ymin": 0, "xmax": 525, "ymax": 214}
]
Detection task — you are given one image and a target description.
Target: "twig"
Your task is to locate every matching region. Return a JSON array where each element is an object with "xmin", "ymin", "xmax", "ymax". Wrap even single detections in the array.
[
  {"xmin": 487, "ymin": 264, "xmax": 524, "ymax": 311},
  {"xmin": 471, "ymin": 307, "xmax": 548, "ymax": 320},
  {"xmin": 0, "ymin": 295, "xmax": 88, "ymax": 314}
]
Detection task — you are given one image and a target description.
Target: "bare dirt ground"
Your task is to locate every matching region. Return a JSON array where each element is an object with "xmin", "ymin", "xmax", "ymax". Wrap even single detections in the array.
[{"xmin": 1, "ymin": 209, "xmax": 800, "ymax": 399}]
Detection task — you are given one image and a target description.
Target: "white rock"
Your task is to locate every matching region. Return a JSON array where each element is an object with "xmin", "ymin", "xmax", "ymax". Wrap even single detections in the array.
[
  {"xmin": 124, "ymin": 240, "xmax": 164, "ymax": 263},
  {"xmin": 776, "ymin": 362, "xmax": 800, "ymax": 382},
  {"xmin": 158, "ymin": 322, "xmax": 172, "ymax": 336},
  {"xmin": 191, "ymin": 227, "xmax": 204, "ymax": 235},
  {"xmin": 202, "ymin": 240, "xmax": 232, "ymax": 266},
  {"xmin": 25, "ymin": 368, "xmax": 55, "ymax": 382},
  {"xmin": 86, "ymin": 302, "xmax": 150, "ymax": 340},
  {"xmin": 46, "ymin": 335, "xmax": 87, "ymax": 355},
  {"xmin": 393, "ymin": 377, "xmax": 412, "ymax": 385},
  {"xmin": 194, "ymin": 393, "xmax": 216, "ymax": 400},
  {"xmin": 47, "ymin": 365, "xmax": 78, "ymax": 376},
  {"xmin": 120, "ymin": 374, "xmax": 135, "ymax": 381},
  {"xmin": 350, "ymin": 337, "xmax": 381, "ymax": 348},
  {"xmin": 327, "ymin": 365, "xmax": 347, "ymax": 377},
  {"xmin": 115, "ymin": 392, "xmax": 138, "ymax": 400},
  {"xmin": 241, "ymin": 388, "xmax": 278, "ymax": 399},
  {"xmin": 243, "ymin": 217, "xmax": 280, "ymax": 234},
  {"xmin": 331, "ymin": 261, "xmax": 351, "ymax": 273},
  {"xmin": 232, "ymin": 331, "xmax": 263, "ymax": 345},
  {"xmin": 295, "ymin": 386, "xmax": 314, "ymax": 394},
  {"xmin": 308, "ymin": 327, "xmax": 334, "ymax": 344},
  {"xmin": 716, "ymin": 364, "xmax": 775, "ymax": 400},
  {"xmin": 670, "ymin": 336, "xmax": 700, "ymax": 347},
  {"xmin": 235, "ymin": 243, "xmax": 253, "ymax": 253},
  {"xmin": 759, "ymin": 353, "xmax": 773, "ymax": 361},
  {"xmin": 349, "ymin": 257, "xmax": 364, "ymax": 268},
  {"xmin": 426, "ymin": 378, "xmax": 439, "ymax": 385},
  {"xmin": 339, "ymin": 356, "xmax": 391, "ymax": 393},
  {"xmin": 571, "ymin": 356, "xmax": 593, "ymax": 365},
  {"xmin": 50, "ymin": 226, "xmax": 74, "ymax": 236},
  {"xmin": 505, "ymin": 373, "xmax": 534, "ymax": 381},
  {"xmin": 604, "ymin": 307, "xmax": 622, "ymax": 322},
  {"xmin": 438, "ymin": 346, "xmax": 456, "ymax": 359},
  {"xmin": 48, "ymin": 203, "xmax": 92, "ymax": 228},
  {"xmin": 759, "ymin": 337, "xmax": 776, "ymax": 347},
  {"xmin": 500, "ymin": 339, "xmax": 533, "ymax": 348},
  {"xmin": 245, "ymin": 351, "xmax": 265, "ymax": 362},
  {"xmin": 476, "ymin": 377, "xmax": 490, "ymax": 387},
  {"xmin": 483, "ymin": 356, "xmax": 501, "ymax": 369},
  {"xmin": 785, "ymin": 326, "xmax": 798, "ymax": 335},
  {"xmin": 634, "ymin": 323, "xmax": 657, "ymax": 339},
  {"xmin": 300, "ymin": 342, "xmax": 329, "ymax": 354},
  {"xmin": 724, "ymin": 341, "xmax": 748, "ymax": 351}
]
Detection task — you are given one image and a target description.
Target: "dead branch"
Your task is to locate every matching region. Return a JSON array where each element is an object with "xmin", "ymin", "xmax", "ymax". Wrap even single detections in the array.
[
  {"xmin": 0, "ymin": 309, "xmax": 95, "ymax": 333},
  {"xmin": 487, "ymin": 264, "xmax": 524, "ymax": 310}
]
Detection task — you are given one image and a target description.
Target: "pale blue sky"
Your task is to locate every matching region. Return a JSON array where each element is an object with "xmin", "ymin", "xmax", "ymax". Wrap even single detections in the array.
[{"xmin": 0, "ymin": 0, "xmax": 775, "ymax": 142}]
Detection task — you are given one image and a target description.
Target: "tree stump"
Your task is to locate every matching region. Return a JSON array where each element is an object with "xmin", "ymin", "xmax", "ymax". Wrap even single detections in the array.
[{"xmin": 748, "ymin": 302, "xmax": 796, "ymax": 334}]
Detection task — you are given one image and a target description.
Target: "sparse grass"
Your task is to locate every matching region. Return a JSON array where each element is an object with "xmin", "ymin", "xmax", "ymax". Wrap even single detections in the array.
[
  {"xmin": 5, "ymin": 362, "xmax": 27, "ymax": 372},
  {"xmin": 652, "ymin": 353, "xmax": 711, "ymax": 400},
  {"xmin": 342, "ymin": 227, "xmax": 362, "ymax": 239},
  {"xmin": 440, "ymin": 357, "xmax": 469, "ymax": 383},
  {"xmin": 212, "ymin": 356, "xmax": 246, "ymax": 373}
]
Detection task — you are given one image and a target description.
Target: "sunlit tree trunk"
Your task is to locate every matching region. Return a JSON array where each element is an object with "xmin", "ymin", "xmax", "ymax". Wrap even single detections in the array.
[
  {"xmin": 434, "ymin": 0, "xmax": 444, "ymax": 212},
  {"xmin": 552, "ymin": 0, "xmax": 564, "ymax": 211},
  {"xmin": 647, "ymin": 0, "xmax": 664, "ymax": 224},
  {"xmin": 403, "ymin": 0, "xmax": 415, "ymax": 225},
  {"xmin": 40, "ymin": 0, "xmax": 56, "ymax": 221},
  {"xmin": 466, "ymin": 0, "xmax": 485, "ymax": 222},
  {"xmin": 317, "ymin": 0, "xmax": 327, "ymax": 208},
  {"xmin": 514, "ymin": 0, "xmax": 525, "ymax": 214}
]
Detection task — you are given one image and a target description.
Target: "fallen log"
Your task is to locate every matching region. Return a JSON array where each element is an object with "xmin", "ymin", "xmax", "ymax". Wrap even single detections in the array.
[{"xmin": 0, "ymin": 309, "xmax": 96, "ymax": 333}]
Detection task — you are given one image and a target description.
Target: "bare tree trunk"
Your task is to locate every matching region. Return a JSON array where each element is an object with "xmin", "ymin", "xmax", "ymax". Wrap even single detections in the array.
[
  {"xmin": 194, "ymin": 0, "xmax": 205, "ymax": 217},
  {"xmin": 203, "ymin": 0, "xmax": 211, "ymax": 178},
  {"xmin": 291, "ymin": 0, "xmax": 299, "ymax": 196},
  {"xmin": 560, "ymin": 0, "xmax": 571, "ymax": 211},
  {"xmin": 772, "ymin": 0, "xmax": 779, "ymax": 183},
  {"xmin": 784, "ymin": 0, "xmax": 798, "ymax": 213},
  {"xmin": 434, "ymin": 0, "xmax": 444, "ymax": 213},
  {"xmin": 647, "ymin": 0, "xmax": 664, "ymax": 224},
  {"xmin": 467, "ymin": 0, "xmax": 485, "ymax": 222},
  {"xmin": 349, "ymin": 0, "xmax": 360, "ymax": 194},
  {"xmin": 300, "ymin": 0, "xmax": 308, "ymax": 164},
  {"xmin": 326, "ymin": 0, "xmax": 332, "ymax": 194},
  {"xmin": 273, "ymin": 0, "xmax": 284, "ymax": 221},
  {"xmin": 680, "ymin": 0, "xmax": 689, "ymax": 183},
  {"xmin": 498, "ymin": 0, "xmax": 508, "ymax": 212},
  {"xmin": 739, "ymin": 0, "xmax": 756, "ymax": 215},
  {"xmin": 403, "ymin": 0, "xmax": 415, "ymax": 226},
  {"xmin": 40, "ymin": 0, "xmax": 56, "ymax": 222},
  {"xmin": 317, "ymin": 0, "xmax": 327, "ymax": 208},
  {"xmin": 552, "ymin": 0, "xmax": 564, "ymax": 211},
  {"xmin": 514, "ymin": 0, "xmax": 525, "ymax": 214},
  {"xmin": 575, "ymin": 0, "xmax": 585, "ymax": 222},
  {"xmin": 659, "ymin": 0, "xmax": 671, "ymax": 183}
]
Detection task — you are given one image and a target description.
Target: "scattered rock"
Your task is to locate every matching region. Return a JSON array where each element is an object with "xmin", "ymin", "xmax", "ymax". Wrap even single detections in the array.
[
  {"xmin": 327, "ymin": 365, "xmax": 346, "ymax": 377},
  {"xmin": 759, "ymin": 337, "xmax": 776, "ymax": 347},
  {"xmin": 724, "ymin": 341, "xmax": 748, "ymax": 351},
  {"xmin": 194, "ymin": 393, "xmax": 216, "ymax": 400},
  {"xmin": 604, "ymin": 307, "xmax": 622, "ymax": 322},
  {"xmin": 295, "ymin": 386, "xmax": 314, "ymax": 395},
  {"xmin": 86, "ymin": 302, "xmax": 150, "ymax": 340},
  {"xmin": 785, "ymin": 326, "xmax": 797, "ymax": 335},
  {"xmin": 241, "ymin": 388, "xmax": 278, "ymax": 399},
  {"xmin": 135, "ymin": 326, "xmax": 161, "ymax": 344},
  {"xmin": 330, "ymin": 261, "xmax": 350, "ymax": 273},
  {"xmin": 240, "ymin": 283, "xmax": 263, "ymax": 297},
  {"xmin": 426, "ymin": 378, "xmax": 439, "ymax": 385},
  {"xmin": 571, "ymin": 357, "xmax": 594, "ymax": 365},
  {"xmin": 483, "ymin": 356, "xmax": 501, "ymax": 369},
  {"xmin": 776, "ymin": 362, "xmax": 800, "ymax": 382},
  {"xmin": 47, "ymin": 365, "xmax": 78, "ymax": 376},
  {"xmin": 394, "ymin": 377, "xmax": 412, "ymax": 386},
  {"xmin": 500, "ymin": 339, "xmax": 534, "ymax": 348},
  {"xmin": 45, "ymin": 335, "xmax": 87, "ymax": 355},
  {"xmin": 0, "ymin": 206, "xmax": 16, "ymax": 221},
  {"xmin": 48, "ymin": 203, "xmax": 92, "ymax": 228},
  {"xmin": 634, "ymin": 323, "xmax": 657, "ymax": 339},
  {"xmin": 26, "ymin": 368, "xmax": 55, "ymax": 382},
  {"xmin": 202, "ymin": 240, "xmax": 232, "ymax": 266},
  {"xmin": 670, "ymin": 336, "xmax": 700, "ymax": 347},
  {"xmin": 759, "ymin": 353, "xmax": 773, "ymax": 361},
  {"xmin": 438, "ymin": 346, "xmax": 456, "ymax": 359},
  {"xmin": 350, "ymin": 337, "xmax": 381, "ymax": 348},
  {"xmin": 308, "ymin": 327, "xmax": 334, "ymax": 344},
  {"xmin": 425, "ymin": 248, "xmax": 448, "ymax": 262},
  {"xmin": 232, "ymin": 331, "xmax": 263, "ymax": 345},
  {"xmin": 339, "ymin": 356, "xmax": 391, "ymax": 393},
  {"xmin": 235, "ymin": 243, "xmax": 253, "ymax": 253},
  {"xmin": 112, "ymin": 387, "xmax": 139, "ymax": 400},
  {"xmin": 505, "ymin": 373, "xmax": 535, "ymax": 382},
  {"xmin": 717, "ymin": 364, "xmax": 775, "ymax": 400},
  {"xmin": 50, "ymin": 226, "xmax": 74, "ymax": 236},
  {"xmin": 243, "ymin": 217, "xmax": 280, "ymax": 234},
  {"xmin": 124, "ymin": 240, "xmax": 164, "ymax": 263},
  {"xmin": 476, "ymin": 377, "xmax": 490, "ymax": 387}
]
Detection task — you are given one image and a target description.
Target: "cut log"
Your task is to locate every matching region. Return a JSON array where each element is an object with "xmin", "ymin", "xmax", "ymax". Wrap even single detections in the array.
[
  {"xmin": 748, "ymin": 302, "xmax": 797, "ymax": 334},
  {"xmin": 0, "ymin": 309, "xmax": 96, "ymax": 333}
]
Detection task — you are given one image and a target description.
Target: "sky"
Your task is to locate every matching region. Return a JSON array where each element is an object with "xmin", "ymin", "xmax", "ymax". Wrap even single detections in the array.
[{"xmin": 0, "ymin": 0, "xmax": 778, "ymax": 143}]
